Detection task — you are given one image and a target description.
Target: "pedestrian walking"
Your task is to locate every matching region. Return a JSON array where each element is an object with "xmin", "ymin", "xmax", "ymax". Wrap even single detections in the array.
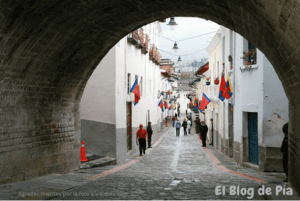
[
  {"xmin": 175, "ymin": 113, "xmax": 178, "ymax": 119},
  {"xmin": 172, "ymin": 116, "xmax": 176, "ymax": 127},
  {"xmin": 187, "ymin": 108, "xmax": 192, "ymax": 118},
  {"xmin": 199, "ymin": 121, "xmax": 208, "ymax": 147},
  {"xmin": 281, "ymin": 122, "xmax": 289, "ymax": 182},
  {"xmin": 136, "ymin": 124, "xmax": 148, "ymax": 156},
  {"xmin": 175, "ymin": 118, "xmax": 181, "ymax": 137},
  {"xmin": 147, "ymin": 122, "xmax": 153, "ymax": 148},
  {"xmin": 187, "ymin": 118, "xmax": 191, "ymax": 134},
  {"xmin": 182, "ymin": 118, "xmax": 187, "ymax": 136}
]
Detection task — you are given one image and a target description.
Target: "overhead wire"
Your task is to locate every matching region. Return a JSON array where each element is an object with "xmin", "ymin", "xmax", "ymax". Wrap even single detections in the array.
[
  {"xmin": 158, "ymin": 48, "xmax": 206, "ymax": 56},
  {"xmin": 145, "ymin": 28, "xmax": 218, "ymax": 43}
]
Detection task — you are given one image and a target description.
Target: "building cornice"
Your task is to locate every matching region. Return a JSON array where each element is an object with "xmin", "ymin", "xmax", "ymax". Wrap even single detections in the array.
[{"xmin": 206, "ymin": 29, "xmax": 221, "ymax": 53}]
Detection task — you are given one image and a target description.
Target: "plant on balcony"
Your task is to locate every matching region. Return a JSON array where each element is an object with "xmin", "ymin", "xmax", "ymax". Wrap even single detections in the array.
[
  {"xmin": 241, "ymin": 49, "xmax": 257, "ymax": 65},
  {"xmin": 228, "ymin": 55, "xmax": 233, "ymax": 70},
  {"xmin": 206, "ymin": 78, "xmax": 210, "ymax": 85},
  {"xmin": 214, "ymin": 77, "xmax": 219, "ymax": 85}
]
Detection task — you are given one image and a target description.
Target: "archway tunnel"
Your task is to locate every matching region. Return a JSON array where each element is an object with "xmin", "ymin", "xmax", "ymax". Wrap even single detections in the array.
[{"xmin": 0, "ymin": 0, "xmax": 300, "ymax": 193}]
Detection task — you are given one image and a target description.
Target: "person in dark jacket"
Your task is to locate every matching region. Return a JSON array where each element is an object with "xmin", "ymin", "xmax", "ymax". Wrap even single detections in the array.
[
  {"xmin": 199, "ymin": 121, "xmax": 208, "ymax": 147},
  {"xmin": 182, "ymin": 118, "xmax": 188, "ymax": 136},
  {"xmin": 281, "ymin": 122, "xmax": 289, "ymax": 182},
  {"xmin": 147, "ymin": 122, "xmax": 153, "ymax": 148}
]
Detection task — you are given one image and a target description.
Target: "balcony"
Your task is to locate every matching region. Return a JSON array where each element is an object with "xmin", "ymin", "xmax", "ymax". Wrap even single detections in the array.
[
  {"xmin": 149, "ymin": 45, "xmax": 161, "ymax": 65},
  {"xmin": 142, "ymin": 34, "xmax": 149, "ymax": 54},
  {"xmin": 136, "ymin": 28, "xmax": 145, "ymax": 49},
  {"xmin": 127, "ymin": 30, "xmax": 139, "ymax": 45}
]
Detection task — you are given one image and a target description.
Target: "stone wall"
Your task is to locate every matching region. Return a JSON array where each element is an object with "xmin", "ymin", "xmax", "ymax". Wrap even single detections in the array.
[{"xmin": 0, "ymin": 0, "xmax": 300, "ymax": 193}]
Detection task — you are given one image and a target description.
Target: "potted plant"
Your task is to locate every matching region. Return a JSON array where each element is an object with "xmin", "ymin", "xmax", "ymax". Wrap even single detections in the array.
[
  {"xmin": 206, "ymin": 77, "xmax": 210, "ymax": 85},
  {"xmin": 214, "ymin": 77, "xmax": 219, "ymax": 85},
  {"xmin": 241, "ymin": 49, "xmax": 257, "ymax": 65}
]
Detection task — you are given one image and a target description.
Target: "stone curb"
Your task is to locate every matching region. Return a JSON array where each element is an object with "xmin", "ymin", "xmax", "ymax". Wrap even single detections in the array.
[{"xmin": 80, "ymin": 156, "xmax": 117, "ymax": 169}]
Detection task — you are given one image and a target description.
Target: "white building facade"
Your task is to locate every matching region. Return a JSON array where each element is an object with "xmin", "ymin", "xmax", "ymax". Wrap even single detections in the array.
[
  {"xmin": 80, "ymin": 21, "xmax": 165, "ymax": 163},
  {"xmin": 196, "ymin": 26, "xmax": 289, "ymax": 171}
]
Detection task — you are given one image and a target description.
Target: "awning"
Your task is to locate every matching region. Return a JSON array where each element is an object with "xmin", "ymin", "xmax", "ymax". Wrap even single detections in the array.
[{"xmin": 195, "ymin": 62, "xmax": 209, "ymax": 75}]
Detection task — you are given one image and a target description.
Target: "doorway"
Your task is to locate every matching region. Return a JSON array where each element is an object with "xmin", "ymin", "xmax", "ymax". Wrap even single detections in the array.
[
  {"xmin": 228, "ymin": 104, "xmax": 234, "ymax": 157},
  {"xmin": 126, "ymin": 102, "xmax": 132, "ymax": 152},
  {"xmin": 248, "ymin": 112, "xmax": 258, "ymax": 165}
]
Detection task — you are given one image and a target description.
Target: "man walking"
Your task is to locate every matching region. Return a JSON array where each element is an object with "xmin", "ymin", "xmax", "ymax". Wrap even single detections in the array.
[
  {"xmin": 136, "ymin": 124, "xmax": 148, "ymax": 156},
  {"xmin": 182, "ymin": 118, "xmax": 188, "ymax": 136},
  {"xmin": 172, "ymin": 116, "xmax": 176, "ymax": 127},
  {"xmin": 146, "ymin": 122, "xmax": 153, "ymax": 148},
  {"xmin": 281, "ymin": 123, "xmax": 289, "ymax": 182},
  {"xmin": 200, "ymin": 121, "xmax": 208, "ymax": 147},
  {"xmin": 187, "ymin": 118, "xmax": 191, "ymax": 134},
  {"xmin": 175, "ymin": 118, "xmax": 181, "ymax": 137}
]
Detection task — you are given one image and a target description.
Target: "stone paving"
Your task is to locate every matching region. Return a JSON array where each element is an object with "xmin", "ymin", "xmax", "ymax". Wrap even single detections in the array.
[
  {"xmin": 0, "ymin": 122, "xmax": 299, "ymax": 200},
  {"xmin": 49, "ymin": 128, "xmax": 266, "ymax": 200}
]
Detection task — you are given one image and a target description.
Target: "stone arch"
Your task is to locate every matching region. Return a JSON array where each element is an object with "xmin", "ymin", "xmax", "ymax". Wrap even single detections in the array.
[{"xmin": 0, "ymin": 0, "xmax": 299, "ymax": 191}]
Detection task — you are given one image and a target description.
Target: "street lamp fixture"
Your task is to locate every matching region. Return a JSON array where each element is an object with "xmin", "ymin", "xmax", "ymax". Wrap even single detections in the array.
[
  {"xmin": 167, "ymin": 17, "xmax": 178, "ymax": 30},
  {"xmin": 172, "ymin": 42, "xmax": 179, "ymax": 53},
  {"xmin": 178, "ymin": 56, "xmax": 181, "ymax": 62}
]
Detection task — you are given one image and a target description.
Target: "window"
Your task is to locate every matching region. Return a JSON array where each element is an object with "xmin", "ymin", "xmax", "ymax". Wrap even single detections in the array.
[
  {"xmin": 140, "ymin": 76, "xmax": 143, "ymax": 97},
  {"xmin": 222, "ymin": 36, "xmax": 225, "ymax": 64},
  {"xmin": 217, "ymin": 61, "xmax": 219, "ymax": 77},
  {"xmin": 127, "ymin": 73, "xmax": 131, "ymax": 94},
  {"xmin": 248, "ymin": 41, "xmax": 256, "ymax": 64},
  {"xmin": 153, "ymin": 78, "xmax": 156, "ymax": 99}
]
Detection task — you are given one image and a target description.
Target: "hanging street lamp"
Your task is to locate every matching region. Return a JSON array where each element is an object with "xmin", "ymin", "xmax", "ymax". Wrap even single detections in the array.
[
  {"xmin": 172, "ymin": 41, "xmax": 179, "ymax": 53},
  {"xmin": 178, "ymin": 56, "xmax": 181, "ymax": 62},
  {"xmin": 167, "ymin": 17, "xmax": 178, "ymax": 30}
]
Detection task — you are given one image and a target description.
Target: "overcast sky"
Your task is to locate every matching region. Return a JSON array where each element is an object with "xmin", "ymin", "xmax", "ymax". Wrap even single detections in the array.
[{"xmin": 158, "ymin": 17, "xmax": 220, "ymax": 64}]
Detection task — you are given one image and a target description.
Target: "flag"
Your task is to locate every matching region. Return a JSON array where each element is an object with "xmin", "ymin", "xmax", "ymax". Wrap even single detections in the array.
[
  {"xmin": 158, "ymin": 99, "xmax": 164, "ymax": 112},
  {"xmin": 219, "ymin": 71, "xmax": 226, "ymax": 101},
  {"xmin": 130, "ymin": 78, "xmax": 140, "ymax": 105},
  {"xmin": 164, "ymin": 101, "xmax": 168, "ymax": 109},
  {"xmin": 200, "ymin": 93, "xmax": 211, "ymax": 112},
  {"xmin": 194, "ymin": 100, "xmax": 198, "ymax": 111},
  {"xmin": 224, "ymin": 71, "xmax": 233, "ymax": 99}
]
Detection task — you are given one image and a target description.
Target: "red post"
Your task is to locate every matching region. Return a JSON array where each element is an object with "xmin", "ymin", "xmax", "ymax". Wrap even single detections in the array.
[{"xmin": 80, "ymin": 141, "xmax": 88, "ymax": 162}]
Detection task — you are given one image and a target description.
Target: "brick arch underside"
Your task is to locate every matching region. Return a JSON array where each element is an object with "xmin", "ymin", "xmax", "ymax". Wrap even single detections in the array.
[{"xmin": 0, "ymin": 0, "xmax": 299, "ymax": 191}]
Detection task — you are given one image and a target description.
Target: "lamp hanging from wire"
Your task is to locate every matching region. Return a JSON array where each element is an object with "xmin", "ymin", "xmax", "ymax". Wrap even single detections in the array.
[
  {"xmin": 167, "ymin": 17, "xmax": 178, "ymax": 30},
  {"xmin": 172, "ymin": 41, "xmax": 179, "ymax": 53},
  {"xmin": 178, "ymin": 56, "xmax": 181, "ymax": 62}
]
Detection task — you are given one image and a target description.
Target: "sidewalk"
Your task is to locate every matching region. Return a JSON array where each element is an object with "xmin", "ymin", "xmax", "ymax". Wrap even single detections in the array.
[
  {"xmin": 0, "ymin": 126, "xmax": 172, "ymax": 200},
  {"xmin": 189, "ymin": 110, "xmax": 300, "ymax": 200}
]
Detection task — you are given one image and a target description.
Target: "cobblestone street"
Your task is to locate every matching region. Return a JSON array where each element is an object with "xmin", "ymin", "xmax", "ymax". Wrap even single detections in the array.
[
  {"xmin": 1, "ymin": 125, "xmax": 298, "ymax": 200},
  {"xmin": 52, "ymin": 127, "xmax": 264, "ymax": 200}
]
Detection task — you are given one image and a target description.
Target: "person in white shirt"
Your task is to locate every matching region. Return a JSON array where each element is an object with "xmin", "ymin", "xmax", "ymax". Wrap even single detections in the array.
[{"xmin": 187, "ymin": 118, "xmax": 192, "ymax": 134}]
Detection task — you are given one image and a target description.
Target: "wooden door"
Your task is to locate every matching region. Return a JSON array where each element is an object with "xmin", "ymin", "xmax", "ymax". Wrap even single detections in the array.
[{"xmin": 126, "ymin": 102, "xmax": 132, "ymax": 151}]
